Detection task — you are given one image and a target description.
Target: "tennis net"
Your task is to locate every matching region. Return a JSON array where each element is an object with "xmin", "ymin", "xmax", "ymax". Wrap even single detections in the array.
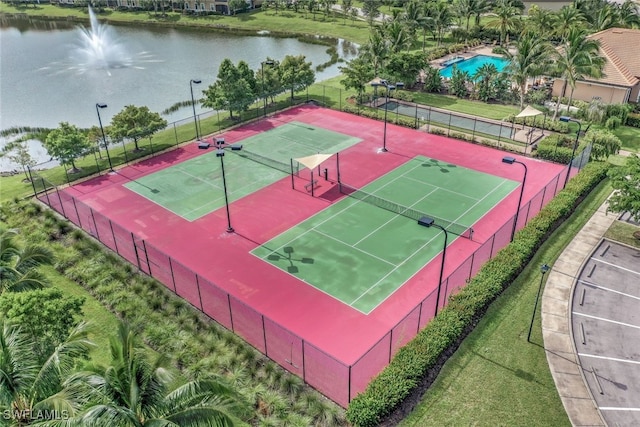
[
  {"xmin": 339, "ymin": 182, "xmax": 472, "ymax": 238},
  {"xmin": 231, "ymin": 149, "xmax": 299, "ymax": 175}
]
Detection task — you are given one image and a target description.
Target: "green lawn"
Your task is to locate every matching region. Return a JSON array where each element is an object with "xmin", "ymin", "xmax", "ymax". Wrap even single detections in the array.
[
  {"xmin": 411, "ymin": 92, "xmax": 520, "ymax": 120},
  {"xmin": 399, "ymin": 179, "xmax": 612, "ymax": 427},
  {"xmin": 613, "ymin": 125, "xmax": 640, "ymax": 152},
  {"xmin": 605, "ymin": 220, "xmax": 640, "ymax": 249}
]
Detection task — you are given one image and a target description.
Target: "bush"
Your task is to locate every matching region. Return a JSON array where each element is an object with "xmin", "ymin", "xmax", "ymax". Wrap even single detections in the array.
[
  {"xmin": 346, "ymin": 162, "xmax": 610, "ymax": 427},
  {"xmin": 605, "ymin": 116, "xmax": 622, "ymax": 130},
  {"xmin": 626, "ymin": 113, "xmax": 640, "ymax": 129},
  {"xmin": 535, "ymin": 134, "xmax": 582, "ymax": 164}
]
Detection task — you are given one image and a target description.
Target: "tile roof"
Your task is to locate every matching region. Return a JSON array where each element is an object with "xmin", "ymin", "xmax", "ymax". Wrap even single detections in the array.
[{"xmin": 586, "ymin": 28, "xmax": 640, "ymax": 87}]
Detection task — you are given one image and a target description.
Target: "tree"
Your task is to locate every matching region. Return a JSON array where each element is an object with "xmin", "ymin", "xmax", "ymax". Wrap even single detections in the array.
[
  {"xmin": 583, "ymin": 129, "xmax": 621, "ymax": 161},
  {"xmin": 0, "ymin": 288, "xmax": 84, "ymax": 363},
  {"xmin": 228, "ymin": 0, "xmax": 247, "ymax": 15},
  {"xmin": 431, "ymin": 0, "xmax": 453, "ymax": 46},
  {"xmin": 341, "ymin": 0, "xmax": 353, "ymax": 24},
  {"xmin": 381, "ymin": 19, "xmax": 413, "ymax": 53},
  {"xmin": 69, "ymin": 322, "xmax": 250, "ymax": 426},
  {"xmin": 203, "ymin": 59, "xmax": 256, "ymax": 120},
  {"xmin": 423, "ymin": 65, "xmax": 443, "ymax": 93},
  {"xmin": 553, "ymin": 5, "xmax": 584, "ymax": 41},
  {"xmin": 44, "ymin": 122, "xmax": 93, "ymax": 173},
  {"xmin": 502, "ymin": 31, "xmax": 552, "ymax": 108},
  {"xmin": 552, "ymin": 26, "xmax": 605, "ymax": 118},
  {"xmin": 361, "ymin": 0, "xmax": 382, "ymax": 26},
  {"xmin": 0, "ymin": 140, "xmax": 36, "ymax": 182},
  {"xmin": 256, "ymin": 58, "xmax": 282, "ymax": 105},
  {"xmin": 486, "ymin": 0, "xmax": 522, "ymax": 46},
  {"xmin": 450, "ymin": 66, "xmax": 471, "ymax": 98},
  {"xmin": 360, "ymin": 30, "xmax": 390, "ymax": 77},
  {"xmin": 0, "ymin": 227, "xmax": 54, "ymax": 294},
  {"xmin": 0, "ymin": 321, "xmax": 93, "ymax": 425},
  {"xmin": 383, "ymin": 51, "xmax": 427, "ymax": 89},
  {"xmin": 280, "ymin": 55, "xmax": 316, "ymax": 101},
  {"xmin": 109, "ymin": 105, "xmax": 167, "ymax": 151},
  {"xmin": 473, "ymin": 63, "xmax": 499, "ymax": 101},
  {"xmin": 607, "ymin": 154, "xmax": 640, "ymax": 222},
  {"xmin": 340, "ymin": 56, "xmax": 375, "ymax": 101}
]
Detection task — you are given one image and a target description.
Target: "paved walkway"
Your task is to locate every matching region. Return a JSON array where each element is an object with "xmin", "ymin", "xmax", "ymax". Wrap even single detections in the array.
[{"xmin": 541, "ymin": 200, "xmax": 616, "ymax": 426}]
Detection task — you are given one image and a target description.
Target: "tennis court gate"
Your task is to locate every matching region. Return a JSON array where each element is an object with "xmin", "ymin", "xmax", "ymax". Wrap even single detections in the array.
[{"xmin": 37, "ymin": 164, "xmax": 567, "ymax": 408}]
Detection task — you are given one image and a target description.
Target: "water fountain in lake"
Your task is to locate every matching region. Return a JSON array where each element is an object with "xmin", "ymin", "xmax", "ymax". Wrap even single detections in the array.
[{"xmin": 67, "ymin": 7, "xmax": 154, "ymax": 74}]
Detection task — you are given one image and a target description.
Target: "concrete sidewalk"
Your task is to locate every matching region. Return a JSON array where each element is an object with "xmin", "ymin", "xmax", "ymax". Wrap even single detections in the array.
[{"xmin": 541, "ymin": 199, "xmax": 615, "ymax": 426}]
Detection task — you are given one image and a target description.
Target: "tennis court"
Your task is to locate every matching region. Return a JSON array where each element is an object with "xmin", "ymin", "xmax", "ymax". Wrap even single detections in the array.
[
  {"xmin": 124, "ymin": 122, "xmax": 361, "ymax": 221},
  {"xmin": 253, "ymin": 155, "xmax": 518, "ymax": 313}
]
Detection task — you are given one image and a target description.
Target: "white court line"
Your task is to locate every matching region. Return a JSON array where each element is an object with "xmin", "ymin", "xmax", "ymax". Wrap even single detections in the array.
[
  {"xmin": 591, "ymin": 257, "xmax": 640, "ymax": 276},
  {"xmin": 573, "ymin": 312, "xmax": 640, "ymax": 330},
  {"xmin": 577, "ymin": 279, "xmax": 640, "ymax": 301},
  {"xmin": 353, "ymin": 186, "xmax": 438, "ymax": 246},
  {"xmin": 599, "ymin": 407, "xmax": 640, "ymax": 411},
  {"xmin": 450, "ymin": 179, "xmax": 512, "ymax": 226},
  {"xmin": 349, "ymin": 231, "xmax": 441, "ymax": 307},
  {"xmin": 578, "ymin": 353, "xmax": 640, "ymax": 365},
  {"xmin": 404, "ymin": 175, "xmax": 479, "ymax": 201},
  {"xmin": 313, "ymin": 229, "xmax": 397, "ymax": 267}
]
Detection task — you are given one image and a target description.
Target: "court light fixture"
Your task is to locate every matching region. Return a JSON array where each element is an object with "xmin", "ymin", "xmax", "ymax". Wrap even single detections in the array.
[
  {"xmin": 95, "ymin": 103, "xmax": 114, "ymax": 172},
  {"xmin": 502, "ymin": 156, "xmax": 527, "ymax": 242},
  {"xmin": 418, "ymin": 216, "xmax": 448, "ymax": 316},
  {"xmin": 528, "ymin": 263, "xmax": 550, "ymax": 342},
  {"xmin": 558, "ymin": 116, "xmax": 582, "ymax": 189},
  {"xmin": 190, "ymin": 79, "xmax": 202, "ymax": 141},
  {"xmin": 215, "ymin": 142, "xmax": 243, "ymax": 233},
  {"xmin": 370, "ymin": 79, "xmax": 405, "ymax": 152},
  {"xmin": 261, "ymin": 60, "xmax": 275, "ymax": 117}
]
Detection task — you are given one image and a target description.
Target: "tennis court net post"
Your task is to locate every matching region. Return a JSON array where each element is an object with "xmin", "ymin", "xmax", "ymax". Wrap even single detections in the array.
[{"xmin": 338, "ymin": 182, "xmax": 472, "ymax": 238}]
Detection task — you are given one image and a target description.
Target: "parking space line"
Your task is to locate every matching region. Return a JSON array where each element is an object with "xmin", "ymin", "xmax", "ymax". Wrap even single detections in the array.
[
  {"xmin": 591, "ymin": 258, "xmax": 640, "ymax": 276},
  {"xmin": 578, "ymin": 353, "xmax": 640, "ymax": 365},
  {"xmin": 577, "ymin": 279, "xmax": 640, "ymax": 301},
  {"xmin": 573, "ymin": 312, "xmax": 640, "ymax": 330},
  {"xmin": 600, "ymin": 407, "xmax": 640, "ymax": 411}
]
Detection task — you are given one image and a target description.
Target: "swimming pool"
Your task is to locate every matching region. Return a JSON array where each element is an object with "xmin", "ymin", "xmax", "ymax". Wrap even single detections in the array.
[{"xmin": 439, "ymin": 55, "xmax": 508, "ymax": 78}]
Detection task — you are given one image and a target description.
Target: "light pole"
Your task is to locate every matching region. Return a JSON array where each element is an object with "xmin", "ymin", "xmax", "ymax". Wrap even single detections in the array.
[
  {"xmin": 370, "ymin": 79, "xmax": 404, "ymax": 152},
  {"xmin": 96, "ymin": 103, "xmax": 113, "ymax": 172},
  {"xmin": 190, "ymin": 79, "xmax": 202, "ymax": 140},
  {"xmin": 215, "ymin": 140, "xmax": 243, "ymax": 233},
  {"xmin": 528, "ymin": 263, "xmax": 550, "ymax": 342},
  {"xmin": 559, "ymin": 116, "xmax": 582, "ymax": 189},
  {"xmin": 502, "ymin": 156, "xmax": 528, "ymax": 242},
  {"xmin": 261, "ymin": 60, "xmax": 274, "ymax": 117},
  {"xmin": 418, "ymin": 216, "xmax": 448, "ymax": 316}
]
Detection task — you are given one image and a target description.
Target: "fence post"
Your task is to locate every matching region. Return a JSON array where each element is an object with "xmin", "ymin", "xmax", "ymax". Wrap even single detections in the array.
[
  {"xmin": 109, "ymin": 220, "xmax": 119, "ymax": 255},
  {"xmin": 168, "ymin": 257, "xmax": 177, "ymax": 293},
  {"xmin": 301, "ymin": 339, "xmax": 306, "ymax": 381},
  {"xmin": 132, "ymin": 232, "xmax": 142, "ymax": 271},
  {"xmin": 90, "ymin": 209, "xmax": 100, "ymax": 240},
  {"xmin": 228, "ymin": 294, "xmax": 234, "ymax": 332},
  {"xmin": 262, "ymin": 316, "xmax": 268, "ymax": 356},
  {"xmin": 195, "ymin": 275, "xmax": 204, "ymax": 310},
  {"xmin": 55, "ymin": 186, "xmax": 66, "ymax": 218},
  {"xmin": 72, "ymin": 198, "xmax": 81, "ymax": 225}
]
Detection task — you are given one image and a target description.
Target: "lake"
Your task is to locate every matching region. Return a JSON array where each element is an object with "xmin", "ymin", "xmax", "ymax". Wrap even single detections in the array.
[{"xmin": 0, "ymin": 15, "xmax": 357, "ymax": 169}]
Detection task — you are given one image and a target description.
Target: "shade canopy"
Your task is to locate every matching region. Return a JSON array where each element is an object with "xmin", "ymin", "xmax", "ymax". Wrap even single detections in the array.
[
  {"xmin": 516, "ymin": 105, "xmax": 543, "ymax": 118},
  {"xmin": 294, "ymin": 153, "xmax": 332, "ymax": 170}
]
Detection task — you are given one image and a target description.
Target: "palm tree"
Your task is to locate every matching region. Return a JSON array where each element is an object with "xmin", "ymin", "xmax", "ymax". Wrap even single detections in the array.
[
  {"xmin": 70, "ymin": 322, "xmax": 249, "ymax": 426},
  {"xmin": 0, "ymin": 228, "xmax": 53, "ymax": 294},
  {"xmin": 503, "ymin": 31, "xmax": 553, "ymax": 108},
  {"xmin": 486, "ymin": 0, "xmax": 522, "ymax": 46},
  {"xmin": 0, "ymin": 321, "xmax": 93, "ymax": 425},
  {"xmin": 553, "ymin": 5, "xmax": 584, "ymax": 41},
  {"xmin": 473, "ymin": 63, "xmax": 499, "ymax": 101},
  {"xmin": 360, "ymin": 30, "xmax": 389, "ymax": 77},
  {"xmin": 552, "ymin": 26, "xmax": 606, "ymax": 119},
  {"xmin": 431, "ymin": 0, "xmax": 453, "ymax": 46},
  {"xmin": 382, "ymin": 19, "xmax": 413, "ymax": 53},
  {"xmin": 524, "ymin": 5, "xmax": 555, "ymax": 37}
]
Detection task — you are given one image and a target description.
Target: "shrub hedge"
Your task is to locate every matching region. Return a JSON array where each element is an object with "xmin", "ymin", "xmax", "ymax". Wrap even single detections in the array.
[
  {"xmin": 627, "ymin": 113, "xmax": 640, "ymax": 129},
  {"xmin": 345, "ymin": 161, "xmax": 610, "ymax": 427},
  {"xmin": 535, "ymin": 133, "xmax": 586, "ymax": 164}
]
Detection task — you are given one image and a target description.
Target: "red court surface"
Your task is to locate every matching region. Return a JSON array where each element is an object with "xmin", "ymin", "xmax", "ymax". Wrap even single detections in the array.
[{"xmin": 44, "ymin": 105, "xmax": 567, "ymax": 406}]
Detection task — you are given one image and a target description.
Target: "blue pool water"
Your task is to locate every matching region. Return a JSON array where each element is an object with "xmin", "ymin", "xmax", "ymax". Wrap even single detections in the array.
[{"xmin": 439, "ymin": 55, "xmax": 508, "ymax": 78}]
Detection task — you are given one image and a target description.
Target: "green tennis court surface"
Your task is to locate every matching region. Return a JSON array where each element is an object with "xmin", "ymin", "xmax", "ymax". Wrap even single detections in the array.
[
  {"xmin": 252, "ymin": 156, "xmax": 519, "ymax": 314},
  {"xmin": 123, "ymin": 122, "xmax": 361, "ymax": 221}
]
